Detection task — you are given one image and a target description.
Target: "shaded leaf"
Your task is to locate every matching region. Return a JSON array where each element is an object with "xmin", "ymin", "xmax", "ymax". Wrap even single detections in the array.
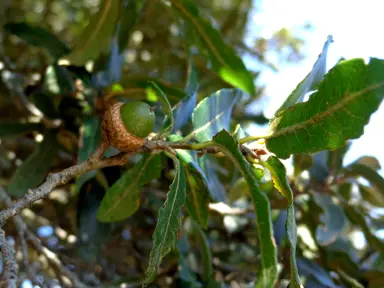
[
  {"xmin": 97, "ymin": 154, "xmax": 162, "ymax": 222},
  {"xmin": 343, "ymin": 205, "xmax": 384, "ymax": 255},
  {"xmin": 4, "ymin": 22, "xmax": 70, "ymax": 59},
  {"xmin": 297, "ymin": 258, "xmax": 339, "ymax": 288},
  {"xmin": 293, "ymin": 154, "xmax": 313, "ymax": 176},
  {"xmin": 65, "ymin": 0, "xmax": 120, "ymax": 66},
  {"xmin": 117, "ymin": 75, "xmax": 186, "ymax": 104},
  {"xmin": 286, "ymin": 204, "xmax": 303, "ymax": 288},
  {"xmin": 189, "ymin": 220, "xmax": 213, "ymax": 281},
  {"xmin": 76, "ymin": 175, "xmax": 116, "ymax": 261},
  {"xmin": 266, "ymin": 58, "xmax": 384, "ymax": 159},
  {"xmin": 0, "ymin": 122, "xmax": 41, "ymax": 138},
  {"xmin": 273, "ymin": 210, "xmax": 287, "ymax": 247},
  {"xmin": 264, "ymin": 156, "xmax": 293, "ymax": 203},
  {"xmin": 149, "ymin": 82, "xmax": 174, "ymax": 137},
  {"xmin": 277, "ymin": 36, "xmax": 333, "ymax": 113},
  {"xmin": 343, "ymin": 163, "xmax": 384, "ymax": 206},
  {"xmin": 145, "ymin": 156, "xmax": 186, "ymax": 284},
  {"xmin": 185, "ymin": 167, "xmax": 209, "ymax": 228},
  {"xmin": 77, "ymin": 116, "xmax": 102, "ymax": 189},
  {"xmin": 359, "ymin": 184, "xmax": 384, "ymax": 207},
  {"xmin": 93, "ymin": 36, "xmax": 124, "ymax": 88},
  {"xmin": 169, "ymin": 0, "xmax": 255, "ymax": 95},
  {"xmin": 198, "ymin": 155, "xmax": 227, "ymax": 202},
  {"xmin": 7, "ymin": 131, "xmax": 58, "ymax": 196},
  {"xmin": 355, "ymin": 156, "xmax": 381, "ymax": 170},
  {"xmin": 191, "ymin": 88, "xmax": 241, "ymax": 142},
  {"xmin": 43, "ymin": 64, "xmax": 75, "ymax": 95},
  {"xmin": 172, "ymin": 57, "xmax": 199, "ymax": 132},
  {"xmin": 313, "ymin": 192, "xmax": 349, "ymax": 246},
  {"xmin": 212, "ymin": 130, "xmax": 277, "ymax": 287},
  {"xmin": 117, "ymin": 0, "xmax": 147, "ymax": 52}
]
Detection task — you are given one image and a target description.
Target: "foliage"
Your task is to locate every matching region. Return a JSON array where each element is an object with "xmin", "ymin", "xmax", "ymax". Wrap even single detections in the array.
[{"xmin": 1, "ymin": 1, "xmax": 384, "ymax": 288}]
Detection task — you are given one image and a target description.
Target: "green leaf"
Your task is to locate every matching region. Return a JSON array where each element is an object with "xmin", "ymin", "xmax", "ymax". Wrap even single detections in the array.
[
  {"xmin": 233, "ymin": 124, "xmax": 248, "ymax": 140},
  {"xmin": 149, "ymin": 82, "xmax": 174, "ymax": 138},
  {"xmin": 169, "ymin": 0, "xmax": 255, "ymax": 95},
  {"xmin": 276, "ymin": 36, "xmax": 333, "ymax": 113},
  {"xmin": 342, "ymin": 163, "xmax": 384, "ymax": 206},
  {"xmin": 77, "ymin": 116, "xmax": 102, "ymax": 189},
  {"xmin": 172, "ymin": 57, "xmax": 199, "ymax": 132},
  {"xmin": 262, "ymin": 157, "xmax": 301, "ymax": 287},
  {"xmin": 355, "ymin": 156, "xmax": 381, "ymax": 170},
  {"xmin": 212, "ymin": 130, "xmax": 277, "ymax": 287},
  {"xmin": 145, "ymin": 155, "xmax": 186, "ymax": 284},
  {"xmin": 117, "ymin": 0, "xmax": 147, "ymax": 52},
  {"xmin": 185, "ymin": 167, "xmax": 209, "ymax": 228},
  {"xmin": 312, "ymin": 192, "xmax": 349, "ymax": 246},
  {"xmin": 191, "ymin": 88, "xmax": 241, "ymax": 142},
  {"xmin": 96, "ymin": 154, "xmax": 162, "ymax": 222},
  {"xmin": 43, "ymin": 64, "xmax": 76, "ymax": 95},
  {"xmin": 343, "ymin": 205, "xmax": 384, "ymax": 255},
  {"xmin": 190, "ymin": 220, "xmax": 213, "ymax": 281},
  {"xmin": 286, "ymin": 205, "xmax": 303, "ymax": 288},
  {"xmin": 7, "ymin": 131, "xmax": 58, "ymax": 196},
  {"xmin": 117, "ymin": 75, "xmax": 186, "ymax": 104},
  {"xmin": 266, "ymin": 58, "xmax": 384, "ymax": 159},
  {"xmin": 0, "ymin": 122, "xmax": 41, "ymax": 138},
  {"xmin": 65, "ymin": 0, "xmax": 120, "ymax": 66},
  {"xmin": 293, "ymin": 154, "xmax": 313, "ymax": 176},
  {"xmin": 4, "ymin": 22, "xmax": 70, "ymax": 59},
  {"xmin": 264, "ymin": 156, "xmax": 293, "ymax": 203}
]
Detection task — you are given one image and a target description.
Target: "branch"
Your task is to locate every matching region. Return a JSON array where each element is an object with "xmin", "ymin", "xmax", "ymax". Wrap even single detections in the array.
[
  {"xmin": 0, "ymin": 228, "xmax": 17, "ymax": 288},
  {"xmin": 0, "ymin": 187, "xmax": 90, "ymax": 288},
  {"xmin": 0, "ymin": 137, "xmax": 265, "ymax": 227}
]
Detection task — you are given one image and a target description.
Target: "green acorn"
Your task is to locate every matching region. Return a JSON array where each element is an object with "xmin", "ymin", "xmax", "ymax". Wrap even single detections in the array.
[{"xmin": 102, "ymin": 101, "xmax": 155, "ymax": 152}]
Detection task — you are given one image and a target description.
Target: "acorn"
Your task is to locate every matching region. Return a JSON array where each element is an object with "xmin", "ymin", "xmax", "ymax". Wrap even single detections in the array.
[{"xmin": 101, "ymin": 101, "xmax": 155, "ymax": 152}]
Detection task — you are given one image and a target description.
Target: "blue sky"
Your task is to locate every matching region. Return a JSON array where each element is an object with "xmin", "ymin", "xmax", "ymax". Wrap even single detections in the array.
[{"xmin": 244, "ymin": 0, "xmax": 384, "ymax": 173}]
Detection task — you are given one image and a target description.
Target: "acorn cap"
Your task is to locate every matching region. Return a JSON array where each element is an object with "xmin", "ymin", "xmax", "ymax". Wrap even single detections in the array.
[{"xmin": 102, "ymin": 102, "xmax": 147, "ymax": 152}]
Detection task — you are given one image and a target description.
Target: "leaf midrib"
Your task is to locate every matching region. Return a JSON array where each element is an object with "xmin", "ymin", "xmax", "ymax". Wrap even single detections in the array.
[
  {"xmin": 169, "ymin": 0, "xmax": 231, "ymax": 71},
  {"xmin": 73, "ymin": 0, "xmax": 114, "ymax": 54},
  {"xmin": 155, "ymin": 160, "xmax": 182, "ymax": 262},
  {"xmin": 269, "ymin": 81, "xmax": 384, "ymax": 139},
  {"xmin": 103, "ymin": 154, "xmax": 154, "ymax": 217}
]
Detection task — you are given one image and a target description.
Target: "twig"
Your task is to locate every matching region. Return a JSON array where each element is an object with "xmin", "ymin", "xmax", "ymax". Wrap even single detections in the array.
[{"xmin": 0, "ymin": 228, "xmax": 17, "ymax": 288}]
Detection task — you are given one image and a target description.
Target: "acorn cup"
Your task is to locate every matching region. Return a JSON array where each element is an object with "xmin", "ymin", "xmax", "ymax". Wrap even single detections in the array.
[{"xmin": 101, "ymin": 101, "xmax": 155, "ymax": 152}]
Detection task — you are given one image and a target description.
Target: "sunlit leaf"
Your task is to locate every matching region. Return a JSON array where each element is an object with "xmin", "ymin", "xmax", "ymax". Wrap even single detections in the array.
[
  {"xmin": 7, "ymin": 131, "xmax": 58, "ymax": 196},
  {"xmin": 264, "ymin": 156, "xmax": 293, "ymax": 203},
  {"xmin": 4, "ymin": 22, "xmax": 70, "ymax": 59},
  {"xmin": 212, "ymin": 130, "xmax": 278, "ymax": 287},
  {"xmin": 276, "ymin": 36, "xmax": 333, "ymax": 113},
  {"xmin": 145, "ymin": 156, "xmax": 186, "ymax": 284},
  {"xmin": 169, "ymin": 0, "xmax": 255, "ymax": 95},
  {"xmin": 266, "ymin": 58, "xmax": 384, "ymax": 159},
  {"xmin": 262, "ymin": 156, "xmax": 302, "ymax": 287},
  {"xmin": 96, "ymin": 154, "xmax": 162, "ymax": 222},
  {"xmin": 65, "ymin": 0, "xmax": 120, "ymax": 66},
  {"xmin": 191, "ymin": 88, "xmax": 241, "ymax": 142}
]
